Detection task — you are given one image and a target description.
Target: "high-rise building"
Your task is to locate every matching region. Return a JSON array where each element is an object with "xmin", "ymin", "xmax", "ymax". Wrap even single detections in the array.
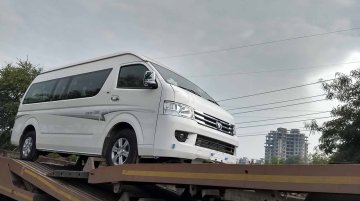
[{"xmin": 264, "ymin": 128, "xmax": 308, "ymax": 163}]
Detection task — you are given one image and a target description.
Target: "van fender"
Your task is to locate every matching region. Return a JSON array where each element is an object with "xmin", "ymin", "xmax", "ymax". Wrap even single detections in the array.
[
  {"xmin": 21, "ymin": 118, "xmax": 40, "ymax": 143},
  {"xmin": 100, "ymin": 112, "xmax": 144, "ymax": 152}
]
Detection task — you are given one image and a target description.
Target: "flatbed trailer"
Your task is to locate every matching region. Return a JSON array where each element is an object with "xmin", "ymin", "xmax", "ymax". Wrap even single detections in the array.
[{"xmin": 1, "ymin": 155, "xmax": 360, "ymax": 201}]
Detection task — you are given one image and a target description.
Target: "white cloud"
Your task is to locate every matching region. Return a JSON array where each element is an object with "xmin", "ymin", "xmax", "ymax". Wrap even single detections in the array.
[
  {"xmin": 0, "ymin": 1, "xmax": 23, "ymax": 36},
  {"xmin": 1, "ymin": 0, "xmax": 360, "ymax": 158}
]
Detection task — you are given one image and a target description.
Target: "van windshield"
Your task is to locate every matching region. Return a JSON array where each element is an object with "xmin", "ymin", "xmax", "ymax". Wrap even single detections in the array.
[{"xmin": 151, "ymin": 63, "xmax": 218, "ymax": 105}]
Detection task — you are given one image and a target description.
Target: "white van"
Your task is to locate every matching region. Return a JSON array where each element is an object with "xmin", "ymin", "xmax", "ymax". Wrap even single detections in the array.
[{"xmin": 11, "ymin": 52, "xmax": 238, "ymax": 165}]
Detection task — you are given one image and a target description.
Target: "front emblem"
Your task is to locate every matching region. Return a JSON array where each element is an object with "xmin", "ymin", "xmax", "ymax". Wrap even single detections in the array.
[{"xmin": 216, "ymin": 121, "xmax": 222, "ymax": 130}]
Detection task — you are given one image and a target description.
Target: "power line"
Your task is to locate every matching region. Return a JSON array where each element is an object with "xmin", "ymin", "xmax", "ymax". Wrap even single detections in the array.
[
  {"xmin": 233, "ymin": 111, "xmax": 330, "ymax": 118},
  {"xmin": 235, "ymin": 111, "xmax": 330, "ymax": 124},
  {"xmin": 235, "ymin": 127, "xmax": 308, "ymax": 136},
  {"xmin": 237, "ymin": 130, "xmax": 271, "ymax": 135},
  {"xmin": 236, "ymin": 129, "xmax": 314, "ymax": 138},
  {"xmin": 227, "ymin": 94, "xmax": 325, "ymax": 110},
  {"xmin": 189, "ymin": 61, "xmax": 360, "ymax": 78},
  {"xmin": 237, "ymin": 133, "xmax": 274, "ymax": 137},
  {"xmin": 156, "ymin": 27, "xmax": 360, "ymax": 59},
  {"xmin": 236, "ymin": 116, "xmax": 332, "ymax": 129},
  {"xmin": 232, "ymin": 99, "xmax": 328, "ymax": 115},
  {"xmin": 266, "ymin": 109, "xmax": 328, "ymax": 112},
  {"xmin": 217, "ymin": 79, "xmax": 333, "ymax": 102}
]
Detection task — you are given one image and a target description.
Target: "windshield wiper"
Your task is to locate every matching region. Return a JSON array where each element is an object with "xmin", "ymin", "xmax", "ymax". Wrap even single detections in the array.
[
  {"xmin": 207, "ymin": 98, "xmax": 219, "ymax": 106},
  {"xmin": 178, "ymin": 86, "xmax": 219, "ymax": 105},
  {"xmin": 178, "ymin": 86, "xmax": 201, "ymax": 97}
]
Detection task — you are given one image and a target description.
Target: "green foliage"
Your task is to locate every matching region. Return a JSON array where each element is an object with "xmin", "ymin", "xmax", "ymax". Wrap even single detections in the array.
[
  {"xmin": 268, "ymin": 156, "xmax": 306, "ymax": 164},
  {"xmin": 307, "ymin": 68, "xmax": 360, "ymax": 163},
  {"xmin": 0, "ymin": 59, "xmax": 41, "ymax": 149},
  {"xmin": 270, "ymin": 157, "xmax": 285, "ymax": 164},
  {"xmin": 46, "ymin": 152, "xmax": 61, "ymax": 159},
  {"xmin": 46, "ymin": 153, "xmax": 78, "ymax": 162},
  {"xmin": 68, "ymin": 155, "xmax": 78, "ymax": 162},
  {"xmin": 285, "ymin": 155, "xmax": 302, "ymax": 164},
  {"xmin": 310, "ymin": 147, "xmax": 329, "ymax": 164}
]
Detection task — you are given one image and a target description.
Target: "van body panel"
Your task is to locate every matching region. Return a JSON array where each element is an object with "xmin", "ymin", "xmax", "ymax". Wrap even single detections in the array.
[
  {"xmin": 11, "ymin": 116, "xmax": 39, "ymax": 146},
  {"xmin": 154, "ymin": 115, "xmax": 237, "ymax": 163},
  {"xmin": 106, "ymin": 62, "xmax": 163, "ymax": 151},
  {"xmin": 172, "ymin": 85, "xmax": 234, "ymax": 124},
  {"xmin": 36, "ymin": 54, "xmax": 143, "ymax": 82},
  {"xmin": 100, "ymin": 112, "xmax": 145, "ymax": 153},
  {"xmin": 11, "ymin": 52, "xmax": 238, "ymax": 163}
]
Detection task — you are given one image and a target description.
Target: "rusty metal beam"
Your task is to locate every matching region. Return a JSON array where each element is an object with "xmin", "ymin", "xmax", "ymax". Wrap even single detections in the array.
[
  {"xmin": 89, "ymin": 163, "xmax": 360, "ymax": 194},
  {"xmin": 0, "ymin": 157, "xmax": 35, "ymax": 201},
  {"xmin": 0, "ymin": 157, "xmax": 116, "ymax": 201}
]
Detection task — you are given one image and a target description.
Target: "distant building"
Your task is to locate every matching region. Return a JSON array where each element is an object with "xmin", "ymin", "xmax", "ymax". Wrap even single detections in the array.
[
  {"xmin": 253, "ymin": 158, "xmax": 265, "ymax": 164},
  {"xmin": 238, "ymin": 157, "xmax": 265, "ymax": 165},
  {"xmin": 238, "ymin": 157, "xmax": 250, "ymax": 164},
  {"xmin": 264, "ymin": 128, "xmax": 308, "ymax": 163}
]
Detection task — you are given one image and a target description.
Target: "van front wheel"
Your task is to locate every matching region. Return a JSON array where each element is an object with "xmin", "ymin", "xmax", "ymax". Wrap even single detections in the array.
[
  {"xmin": 19, "ymin": 131, "xmax": 39, "ymax": 161},
  {"xmin": 105, "ymin": 129, "xmax": 138, "ymax": 165}
]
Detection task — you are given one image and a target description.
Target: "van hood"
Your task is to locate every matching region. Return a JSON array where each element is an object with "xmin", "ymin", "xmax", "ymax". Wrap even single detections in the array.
[{"xmin": 171, "ymin": 85, "xmax": 234, "ymax": 124}]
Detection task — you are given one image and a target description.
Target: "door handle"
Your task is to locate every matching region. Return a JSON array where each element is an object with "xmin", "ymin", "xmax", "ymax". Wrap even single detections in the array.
[{"xmin": 111, "ymin": 95, "xmax": 119, "ymax": 102}]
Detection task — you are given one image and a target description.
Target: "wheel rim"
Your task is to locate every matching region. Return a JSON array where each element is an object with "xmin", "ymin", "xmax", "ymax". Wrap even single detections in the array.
[
  {"xmin": 22, "ymin": 137, "xmax": 33, "ymax": 158},
  {"xmin": 111, "ymin": 138, "xmax": 130, "ymax": 165}
]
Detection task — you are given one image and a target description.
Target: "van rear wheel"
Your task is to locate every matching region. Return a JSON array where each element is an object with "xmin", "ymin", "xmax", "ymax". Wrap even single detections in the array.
[
  {"xmin": 105, "ymin": 128, "xmax": 138, "ymax": 165},
  {"xmin": 19, "ymin": 131, "xmax": 39, "ymax": 161}
]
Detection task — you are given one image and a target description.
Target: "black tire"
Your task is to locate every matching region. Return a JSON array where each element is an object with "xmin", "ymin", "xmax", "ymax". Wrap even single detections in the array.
[
  {"xmin": 19, "ymin": 131, "xmax": 39, "ymax": 161},
  {"xmin": 105, "ymin": 128, "xmax": 138, "ymax": 165}
]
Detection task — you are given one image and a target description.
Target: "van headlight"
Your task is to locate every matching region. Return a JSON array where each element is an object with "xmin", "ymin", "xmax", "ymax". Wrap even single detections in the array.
[{"xmin": 164, "ymin": 101, "xmax": 194, "ymax": 119}]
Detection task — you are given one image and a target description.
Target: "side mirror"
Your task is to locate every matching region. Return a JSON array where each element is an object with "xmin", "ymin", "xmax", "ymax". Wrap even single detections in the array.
[{"xmin": 144, "ymin": 71, "xmax": 158, "ymax": 89}]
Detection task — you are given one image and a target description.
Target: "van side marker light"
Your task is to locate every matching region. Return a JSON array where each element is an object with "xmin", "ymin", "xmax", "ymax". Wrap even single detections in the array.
[{"xmin": 172, "ymin": 144, "xmax": 176, "ymax": 149}]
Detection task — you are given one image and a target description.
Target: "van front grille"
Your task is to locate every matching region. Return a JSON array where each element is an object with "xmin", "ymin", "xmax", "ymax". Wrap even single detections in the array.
[
  {"xmin": 194, "ymin": 111, "xmax": 234, "ymax": 135},
  {"xmin": 195, "ymin": 135, "xmax": 235, "ymax": 155}
]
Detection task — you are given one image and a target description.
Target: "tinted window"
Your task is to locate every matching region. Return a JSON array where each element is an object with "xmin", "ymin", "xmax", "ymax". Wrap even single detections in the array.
[
  {"xmin": 52, "ymin": 77, "xmax": 70, "ymax": 101},
  {"xmin": 23, "ymin": 80, "xmax": 57, "ymax": 104},
  {"xmin": 66, "ymin": 69, "xmax": 111, "ymax": 99},
  {"xmin": 117, "ymin": 64, "xmax": 148, "ymax": 88},
  {"xmin": 23, "ymin": 69, "xmax": 111, "ymax": 104}
]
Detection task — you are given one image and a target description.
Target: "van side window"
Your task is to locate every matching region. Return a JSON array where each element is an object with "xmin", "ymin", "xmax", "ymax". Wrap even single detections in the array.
[
  {"xmin": 52, "ymin": 77, "xmax": 70, "ymax": 101},
  {"xmin": 23, "ymin": 80, "xmax": 57, "ymax": 104},
  {"xmin": 23, "ymin": 69, "xmax": 111, "ymax": 104},
  {"xmin": 117, "ymin": 64, "xmax": 148, "ymax": 88},
  {"xmin": 66, "ymin": 69, "xmax": 111, "ymax": 99}
]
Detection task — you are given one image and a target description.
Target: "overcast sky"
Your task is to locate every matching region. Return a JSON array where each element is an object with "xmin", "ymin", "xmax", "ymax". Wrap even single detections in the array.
[{"xmin": 1, "ymin": 0, "xmax": 360, "ymax": 159}]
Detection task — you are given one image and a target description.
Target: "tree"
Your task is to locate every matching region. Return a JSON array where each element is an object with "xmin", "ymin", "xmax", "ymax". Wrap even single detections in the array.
[
  {"xmin": 307, "ymin": 68, "xmax": 360, "ymax": 163},
  {"xmin": 270, "ymin": 157, "xmax": 285, "ymax": 164},
  {"xmin": 0, "ymin": 59, "xmax": 41, "ymax": 149},
  {"xmin": 310, "ymin": 147, "xmax": 329, "ymax": 165},
  {"xmin": 285, "ymin": 155, "xmax": 302, "ymax": 164}
]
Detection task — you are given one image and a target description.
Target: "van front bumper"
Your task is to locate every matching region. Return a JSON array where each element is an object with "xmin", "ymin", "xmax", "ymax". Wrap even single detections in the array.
[{"xmin": 153, "ymin": 115, "xmax": 238, "ymax": 164}]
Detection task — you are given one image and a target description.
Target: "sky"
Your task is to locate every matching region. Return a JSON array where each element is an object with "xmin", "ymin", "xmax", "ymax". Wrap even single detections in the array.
[{"xmin": 1, "ymin": 0, "xmax": 360, "ymax": 159}]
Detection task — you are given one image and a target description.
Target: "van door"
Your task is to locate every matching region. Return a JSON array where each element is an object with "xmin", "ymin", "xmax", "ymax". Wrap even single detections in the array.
[
  {"xmin": 37, "ymin": 69, "xmax": 112, "ymax": 154},
  {"xmin": 107, "ymin": 62, "xmax": 162, "ymax": 155}
]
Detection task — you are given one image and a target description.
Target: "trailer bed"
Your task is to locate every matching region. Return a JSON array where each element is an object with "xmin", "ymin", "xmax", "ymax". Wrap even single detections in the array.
[{"xmin": 1, "ymin": 156, "xmax": 360, "ymax": 201}]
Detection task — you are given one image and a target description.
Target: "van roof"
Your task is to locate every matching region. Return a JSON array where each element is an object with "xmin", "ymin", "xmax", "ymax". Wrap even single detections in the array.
[{"xmin": 41, "ymin": 52, "xmax": 150, "ymax": 74}]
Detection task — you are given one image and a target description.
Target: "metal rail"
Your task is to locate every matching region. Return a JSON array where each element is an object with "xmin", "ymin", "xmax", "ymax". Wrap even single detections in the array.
[
  {"xmin": 1, "ymin": 155, "xmax": 360, "ymax": 201},
  {"xmin": 89, "ymin": 163, "xmax": 360, "ymax": 194}
]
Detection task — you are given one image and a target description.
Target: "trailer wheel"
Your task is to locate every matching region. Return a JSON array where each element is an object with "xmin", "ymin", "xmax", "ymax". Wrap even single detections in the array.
[
  {"xmin": 105, "ymin": 128, "xmax": 138, "ymax": 165},
  {"xmin": 19, "ymin": 131, "xmax": 39, "ymax": 161}
]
